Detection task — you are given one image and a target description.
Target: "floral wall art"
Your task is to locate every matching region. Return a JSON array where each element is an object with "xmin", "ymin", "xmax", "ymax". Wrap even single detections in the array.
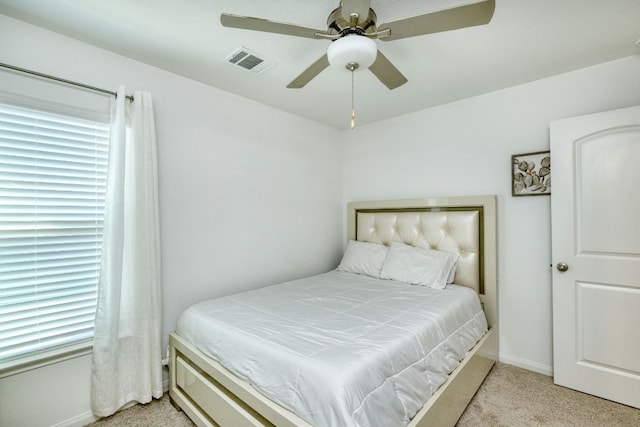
[{"xmin": 512, "ymin": 151, "xmax": 551, "ymax": 196}]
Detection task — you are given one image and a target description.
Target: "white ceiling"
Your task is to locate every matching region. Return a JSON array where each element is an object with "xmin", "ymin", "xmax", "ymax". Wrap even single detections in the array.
[{"xmin": 1, "ymin": 0, "xmax": 639, "ymax": 129}]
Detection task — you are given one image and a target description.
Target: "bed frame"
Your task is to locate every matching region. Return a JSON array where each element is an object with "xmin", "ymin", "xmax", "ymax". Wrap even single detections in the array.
[{"xmin": 169, "ymin": 195, "xmax": 498, "ymax": 427}]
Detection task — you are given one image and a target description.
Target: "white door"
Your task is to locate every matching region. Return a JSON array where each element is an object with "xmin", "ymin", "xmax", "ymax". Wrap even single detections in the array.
[{"xmin": 550, "ymin": 105, "xmax": 640, "ymax": 408}]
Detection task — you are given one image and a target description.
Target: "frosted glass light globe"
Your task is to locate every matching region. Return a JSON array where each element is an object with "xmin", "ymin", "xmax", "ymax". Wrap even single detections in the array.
[{"xmin": 327, "ymin": 35, "xmax": 377, "ymax": 71}]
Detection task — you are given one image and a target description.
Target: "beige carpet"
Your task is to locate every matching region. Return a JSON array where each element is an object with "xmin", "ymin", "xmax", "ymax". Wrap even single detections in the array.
[
  {"xmin": 456, "ymin": 363, "xmax": 640, "ymax": 427},
  {"xmin": 86, "ymin": 363, "xmax": 640, "ymax": 426}
]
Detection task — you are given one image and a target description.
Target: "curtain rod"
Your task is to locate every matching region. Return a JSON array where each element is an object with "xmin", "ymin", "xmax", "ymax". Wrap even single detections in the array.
[{"xmin": 0, "ymin": 62, "xmax": 134, "ymax": 102}]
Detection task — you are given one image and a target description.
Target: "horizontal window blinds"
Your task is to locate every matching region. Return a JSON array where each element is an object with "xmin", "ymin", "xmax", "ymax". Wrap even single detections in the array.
[{"xmin": 0, "ymin": 102, "xmax": 110, "ymax": 363}]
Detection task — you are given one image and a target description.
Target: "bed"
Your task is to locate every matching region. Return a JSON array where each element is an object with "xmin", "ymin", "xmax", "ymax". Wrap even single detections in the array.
[{"xmin": 169, "ymin": 195, "xmax": 498, "ymax": 427}]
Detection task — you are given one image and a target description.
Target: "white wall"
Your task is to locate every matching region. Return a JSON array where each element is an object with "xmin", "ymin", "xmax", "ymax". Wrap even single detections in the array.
[
  {"xmin": 0, "ymin": 15, "xmax": 343, "ymax": 427},
  {"xmin": 342, "ymin": 54, "xmax": 640, "ymax": 375}
]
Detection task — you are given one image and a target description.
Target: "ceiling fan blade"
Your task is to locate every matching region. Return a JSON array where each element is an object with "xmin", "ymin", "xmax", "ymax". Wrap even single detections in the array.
[
  {"xmin": 377, "ymin": 0, "xmax": 495, "ymax": 42},
  {"xmin": 221, "ymin": 14, "xmax": 326, "ymax": 39},
  {"xmin": 369, "ymin": 50, "xmax": 407, "ymax": 90},
  {"xmin": 340, "ymin": 0, "xmax": 371, "ymax": 25},
  {"xmin": 287, "ymin": 54, "xmax": 330, "ymax": 88}
]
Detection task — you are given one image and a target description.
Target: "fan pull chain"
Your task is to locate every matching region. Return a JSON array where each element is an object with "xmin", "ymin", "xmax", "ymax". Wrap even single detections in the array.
[
  {"xmin": 350, "ymin": 67, "xmax": 356, "ymax": 129},
  {"xmin": 346, "ymin": 62, "xmax": 359, "ymax": 129}
]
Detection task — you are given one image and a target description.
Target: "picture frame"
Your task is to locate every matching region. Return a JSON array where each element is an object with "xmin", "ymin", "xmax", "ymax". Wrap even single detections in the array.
[{"xmin": 511, "ymin": 150, "xmax": 551, "ymax": 196}]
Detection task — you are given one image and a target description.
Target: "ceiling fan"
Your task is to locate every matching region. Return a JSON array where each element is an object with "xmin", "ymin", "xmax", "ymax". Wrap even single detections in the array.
[{"xmin": 220, "ymin": 0, "xmax": 496, "ymax": 90}]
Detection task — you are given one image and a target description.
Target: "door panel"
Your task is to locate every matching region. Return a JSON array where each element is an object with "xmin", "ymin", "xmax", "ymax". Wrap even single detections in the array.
[
  {"xmin": 551, "ymin": 105, "xmax": 640, "ymax": 409},
  {"xmin": 577, "ymin": 129, "xmax": 640, "ymax": 255},
  {"xmin": 578, "ymin": 282, "xmax": 640, "ymax": 373}
]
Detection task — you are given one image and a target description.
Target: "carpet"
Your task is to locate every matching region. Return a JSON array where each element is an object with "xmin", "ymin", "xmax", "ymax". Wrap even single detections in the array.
[{"xmin": 456, "ymin": 363, "xmax": 640, "ymax": 427}]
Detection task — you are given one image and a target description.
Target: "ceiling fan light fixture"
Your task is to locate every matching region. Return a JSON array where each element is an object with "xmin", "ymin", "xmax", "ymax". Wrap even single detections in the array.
[{"xmin": 327, "ymin": 35, "xmax": 377, "ymax": 71}]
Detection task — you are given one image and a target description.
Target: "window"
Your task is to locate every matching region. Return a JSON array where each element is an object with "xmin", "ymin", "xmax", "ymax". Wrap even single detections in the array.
[{"xmin": 0, "ymin": 101, "xmax": 110, "ymax": 371}]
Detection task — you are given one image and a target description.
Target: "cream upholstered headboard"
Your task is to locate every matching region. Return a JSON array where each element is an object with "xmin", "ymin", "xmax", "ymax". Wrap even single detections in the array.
[
  {"xmin": 347, "ymin": 195, "xmax": 497, "ymax": 329},
  {"xmin": 355, "ymin": 210, "xmax": 481, "ymax": 291}
]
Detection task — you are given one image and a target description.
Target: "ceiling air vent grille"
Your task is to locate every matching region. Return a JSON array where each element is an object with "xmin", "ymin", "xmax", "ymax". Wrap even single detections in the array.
[{"xmin": 224, "ymin": 47, "xmax": 276, "ymax": 74}]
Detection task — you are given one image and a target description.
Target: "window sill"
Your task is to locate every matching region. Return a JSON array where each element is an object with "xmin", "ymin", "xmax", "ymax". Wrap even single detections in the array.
[{"xmin": 0, "ymin": 341, "xmax": 93, "ymax": 379}]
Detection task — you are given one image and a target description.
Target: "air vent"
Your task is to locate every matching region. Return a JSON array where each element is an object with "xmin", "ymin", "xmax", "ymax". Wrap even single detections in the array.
[{"xmin": 224, "ymin": 47, "xmax": 276, "ymax": 74}]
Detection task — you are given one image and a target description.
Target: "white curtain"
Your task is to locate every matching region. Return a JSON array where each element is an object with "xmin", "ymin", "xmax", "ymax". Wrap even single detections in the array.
[{"xmin": 91, "ymin": 86, "xmax": 163, "ymax": 417}]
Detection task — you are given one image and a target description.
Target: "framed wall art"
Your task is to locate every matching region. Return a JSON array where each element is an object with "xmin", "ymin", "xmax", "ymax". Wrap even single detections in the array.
[{"xmin": 512, "ymin": 151, "xmax": 551, "ymax": 196}]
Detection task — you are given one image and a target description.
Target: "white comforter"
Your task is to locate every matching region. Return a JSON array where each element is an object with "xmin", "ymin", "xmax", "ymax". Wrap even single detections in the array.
[{"xmin": 176, "ymin": 270, "xmax": 487, "ymax": 427}]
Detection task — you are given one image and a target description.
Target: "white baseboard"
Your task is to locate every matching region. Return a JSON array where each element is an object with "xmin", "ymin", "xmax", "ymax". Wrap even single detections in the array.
[
  {"xmin": 499, "ymin": 353, "xmax": 553, "ymax": 377},
  {"xmin": 50, "ymin": 380, "xmax": 170, "ymax": 427},
  {"xmin": 50, "ymin": 411, "xmax": 97, "ymax": 427}
]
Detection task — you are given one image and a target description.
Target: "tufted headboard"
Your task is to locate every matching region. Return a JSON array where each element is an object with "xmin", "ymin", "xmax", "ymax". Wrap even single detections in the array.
[{"xmin": 347, "ymin": 196, "xmax": 497, "ymax": 329}]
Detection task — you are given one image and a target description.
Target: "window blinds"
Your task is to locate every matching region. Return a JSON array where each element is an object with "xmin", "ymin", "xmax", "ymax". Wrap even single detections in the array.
[{"xmin": 0, "ymin": 102, "xmax": 110, "ymax": 364}]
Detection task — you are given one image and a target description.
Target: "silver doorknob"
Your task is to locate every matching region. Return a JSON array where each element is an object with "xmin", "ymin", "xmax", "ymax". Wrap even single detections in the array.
[{"xmin": 556, "ymin": 262, "xmax": 569, "ymax": 272}]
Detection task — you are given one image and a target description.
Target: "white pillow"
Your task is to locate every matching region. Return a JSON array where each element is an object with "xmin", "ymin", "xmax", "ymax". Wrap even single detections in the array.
[
  {"xmin": 379, "ymin": 242, "xmax": 459, "ymax": 289},
  {"xmin": 446, "ymin": 261, "xmax": 458, "ymax": 284},
  {"xmin": 337, "ymin": 240, "xmax": 389, "ymax": 278}
]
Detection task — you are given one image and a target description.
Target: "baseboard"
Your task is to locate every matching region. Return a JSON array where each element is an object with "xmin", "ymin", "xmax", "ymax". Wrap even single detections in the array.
[
  {"xmin": 499, "ymin": 353, "xmax": 553, "ymax": 377},
  {"xmin": 49, "ymin": 381, "xmax": 170, "ymax": 427},
  {"xmin": 50, "ymin": 411, "xmax": 97, "ymax": 427}
]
